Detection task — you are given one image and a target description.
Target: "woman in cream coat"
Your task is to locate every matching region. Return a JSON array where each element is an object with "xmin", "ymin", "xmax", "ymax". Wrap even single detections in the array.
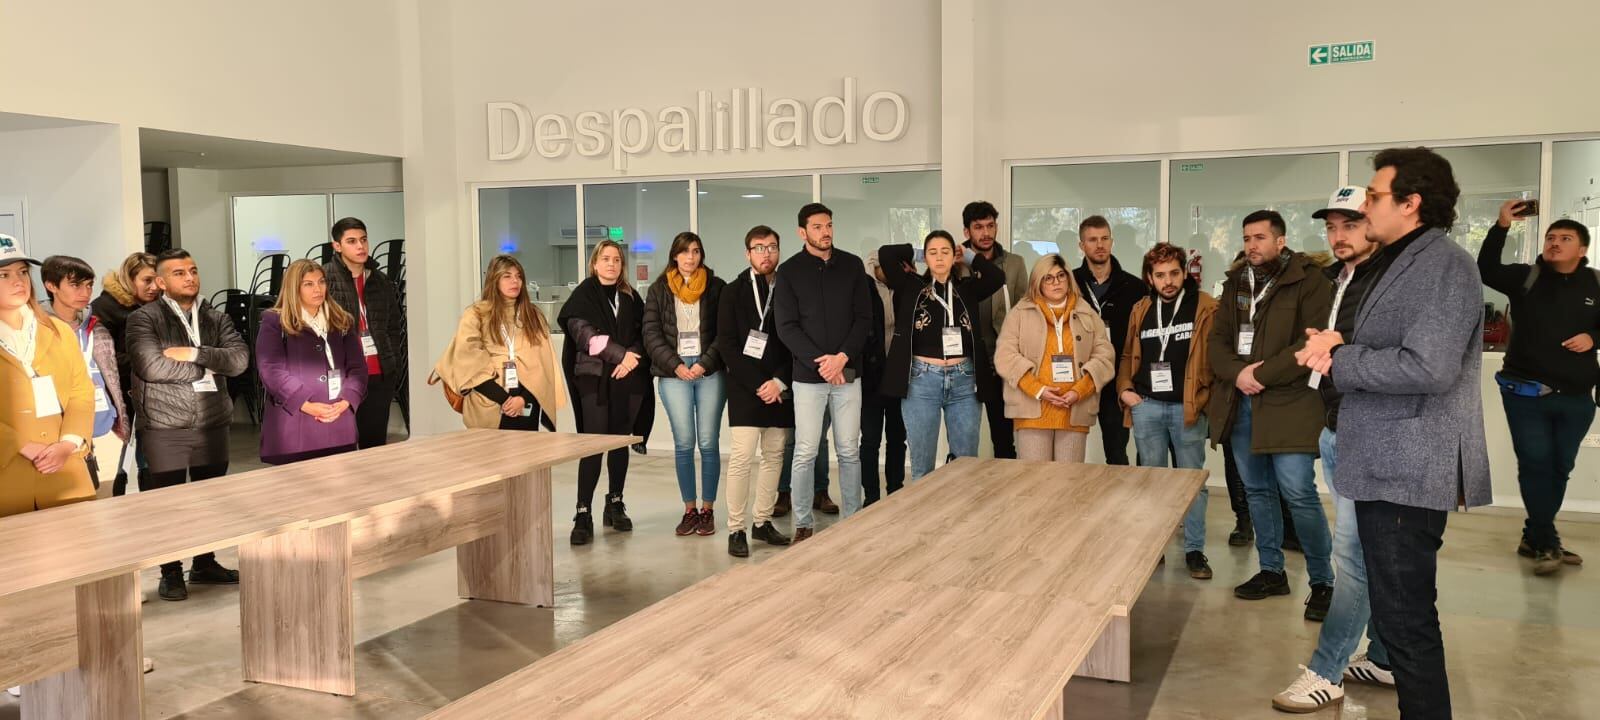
[
  {"xmin": 436, "ymin": 254, "xmax": 565, "ymax": 431},
  {"xmin": 993, "ymin": 253, "xmax": 1115, "ymax": 462}
]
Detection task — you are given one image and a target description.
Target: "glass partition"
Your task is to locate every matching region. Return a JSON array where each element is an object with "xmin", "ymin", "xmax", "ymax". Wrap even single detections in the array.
[
  {"xmin": 696, "ymin": 176, "xmax": 812, "ymax": 275},
  {"xmin": 1011, "ymin": 161, "xmax": 1160, "ymax": 276},
  {"xmin": 821, "ymin": 170, "xmax": 940, "ymax": 261},
  {"xmin": 477, "ymin": 185, "xmax": 578, "ymax": 329}
]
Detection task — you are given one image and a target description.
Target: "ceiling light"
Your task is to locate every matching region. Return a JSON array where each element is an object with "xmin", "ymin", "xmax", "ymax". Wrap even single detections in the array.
[{"xmin": 741, "ymin": 194, "xmax": 764, "ymax": 199}]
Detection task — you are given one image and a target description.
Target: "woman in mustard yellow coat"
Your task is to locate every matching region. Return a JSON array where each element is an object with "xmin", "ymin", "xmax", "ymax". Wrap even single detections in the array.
[{"xmin": 0, "ymin": 236, "xmax": 96, "ymax": 517}]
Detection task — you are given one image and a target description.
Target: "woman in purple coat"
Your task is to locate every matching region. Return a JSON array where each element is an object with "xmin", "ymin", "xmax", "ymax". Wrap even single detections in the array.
[{"xmin": 256, "ymin": 259, "xmax": 368, "ymax": 465}]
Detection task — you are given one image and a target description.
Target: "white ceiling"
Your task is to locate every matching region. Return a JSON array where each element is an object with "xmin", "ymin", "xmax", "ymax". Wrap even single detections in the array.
[{"xmin": 139, "ymin": 128, "xmax": 398, "ymax": 170}]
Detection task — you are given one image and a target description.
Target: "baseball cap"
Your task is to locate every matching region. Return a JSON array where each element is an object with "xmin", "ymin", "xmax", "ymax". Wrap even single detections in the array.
[
  {"xmin": 0, "ymin": 234, "xmax": 40, "ymax": 268},
  {"xmin": 1312, "ymin": 186, "xmax": 1365, "ymax": 220}
]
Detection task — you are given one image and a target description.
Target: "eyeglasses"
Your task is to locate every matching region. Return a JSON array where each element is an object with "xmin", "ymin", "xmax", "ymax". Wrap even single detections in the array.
[
  {"xmin": 1365, "ymin": 189, "xmax": 1395, "ymax": 204},
  {"xmin": 1042, "ymin": 272, "xmax": 1069, "ymax": 285},
  {"xmin": 748, "ymin": 245, "xmax": 780, "ymax": 255}
]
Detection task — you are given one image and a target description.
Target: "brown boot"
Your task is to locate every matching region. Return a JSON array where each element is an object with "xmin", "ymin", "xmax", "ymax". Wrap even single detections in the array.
[
  {"xmin": 773, "ymin": 491, "xmax": 792, "ymax": 518},
  {"xmin": 793, "ymin": 527, "xmax": 814, "ymax": 543},
  {"xmin": 814, "ymin": 491, "xmax": 840, "ymax": 515}
]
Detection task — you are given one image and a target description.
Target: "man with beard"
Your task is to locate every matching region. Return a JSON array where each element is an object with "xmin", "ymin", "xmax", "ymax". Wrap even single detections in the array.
[
  {"xmin": 960, "ymin": 201, "xmax": 1028, "ymax": 458},
  {"xmin": 1072, "ymin": 216, "xmax": 1146, "ymax": 464}
]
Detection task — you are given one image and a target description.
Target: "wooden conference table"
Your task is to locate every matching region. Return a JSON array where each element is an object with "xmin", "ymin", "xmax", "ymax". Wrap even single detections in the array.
[
  {"xmin": 429, "ymin": 458, "xmax": 1208, "ymax": 719},
  {"xmin": 0, "ymin": 429, "xmax": 637, "ymax": 719}
]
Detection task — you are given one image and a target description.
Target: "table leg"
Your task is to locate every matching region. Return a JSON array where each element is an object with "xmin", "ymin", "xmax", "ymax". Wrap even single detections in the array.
[
  {"xmin": 239, "ymin": 523, "xmax": 355, "ymax": 696},
  {"xmin": 1074, "ymin": 611, "xmax": 1130, "ymax": 682},
  {"xmin": 22, "ymin": 572, "xmax": 144, "ymax": 720},
  {"xmin": 458, "ymin": 469, "xmax": 553, "ymax": 607}
]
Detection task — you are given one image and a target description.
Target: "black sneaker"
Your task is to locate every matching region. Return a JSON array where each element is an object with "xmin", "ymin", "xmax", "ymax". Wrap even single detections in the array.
[
  {"xmin": 188, "ymin": 561, "xmax": 239, "ymax": 585},
  {"xmin": 1229, "ymin": 517, "xmax": 1254, "ymax": 547},
  {"xmin": 751, "ymin": 521, "xmax": 791, "ymax": 546},
  {"xmin": 570, "ymin": 510, "xmax": 594, "ymax": 546},
  {"xmin": 603, "ymin": 495, "xmax": 633, "ymax": 532},
  {"xmin": 158, "ymin": 570, "xmax": 188, "ymax": 601},
  {"xmin": 728, "ymin": 530, "xmax": 750, "ymax": 558},
  {"xmin": 1185, "ymin": 551, "xmax": 1212, "ymax": 580},
  {"xmin": 1305, "ymin": 583, "xmax": 1334, "ymax": 621},
  {"xmin": 1234, "ymin": 570, "xmax": 1291, "ymax": 600}
]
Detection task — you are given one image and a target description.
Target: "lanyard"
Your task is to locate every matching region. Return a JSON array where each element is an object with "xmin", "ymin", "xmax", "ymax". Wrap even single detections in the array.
[
  {"xmin": 303, "ymin": 311, "xmax": 336, "ymax": 370},
  {"xmin": 607, "ymin": 292, "xmax": 620, "ymax": 318},
  {"xmin": 1155, "ymin": 290, "xmax": 1185, "ymax": 362},
  {"xmin": 929, "ymin": 279, "xmax": 957, "ymax": 327},
  {"xmin": 1050, "ymin": 303, "xmax": 1068, "ymax": 354},
  {"xmin": 504, "ymin": 313, "xmax": 519, "ymax": 364},
  {"xmin": 0, "ymin": 308, "xmax": 37, "ymax": 376},
  {"xmin": 1245, "ymin": 270, "xmax": 1273, "ymax": 320},
  {"xmin": 1326, "ymin": 267, "xmax": 1353, "ymax": 330},
  {"xmin": 752, "ymin": 277, "xmax": 773, "ymax": 331},
  {"xmin": 163, "ymin": 296, "xmax": 203, "ymax": 347},
  {"xmin": 1085, "ymin": 283, "xmax": 1104, "ymax": 315},
  {"xmin": 354, "ymin": 272, "xmax": 371, "ymax": 333}
]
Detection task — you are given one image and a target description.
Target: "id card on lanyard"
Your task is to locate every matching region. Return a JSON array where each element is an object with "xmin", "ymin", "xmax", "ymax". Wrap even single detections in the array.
[
  {"xmin": 1239, "ymin": 273, "xmax": 1271, "ymax": 357},
  {"xmin": 0, "ymin": 314, "xmax": 61, "ymax": 416},
  {"xmin": 77, "ymin": 322, "xmax": 111, "ymax": 412},
  {"xmin": 166, "ymin": 297, "xmax": 217, "ymax": 393},
  {"xmin": 1150, "ymin": 290, "xmax": 1184, "ymax": 393},
  {"xmin": 1048, "ymin": 306, "xmax": 1074, "ymax": 383},
  {"xmin": 1308, "ymin": 269, "xmax": 1352, "ymax": 389},
  {"xmin": 503, "ymin": 316, "xmax": 521, "ymax": 392},
  {"xmin": 744, "ymin": 279, "xmax": 771, "ymax": 359},
  {"xmin": 932, "ymin": 282, "xmax": 964, "ymax": 357}
]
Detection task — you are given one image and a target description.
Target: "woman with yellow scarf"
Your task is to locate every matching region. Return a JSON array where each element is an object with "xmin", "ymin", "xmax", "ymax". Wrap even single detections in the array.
[{"xmin": 643, "ymin": 232, "xmax": 728, "ymax": 538}]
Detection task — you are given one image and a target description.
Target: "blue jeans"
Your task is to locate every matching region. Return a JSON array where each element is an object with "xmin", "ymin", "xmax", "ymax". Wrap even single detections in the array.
[
  {"xmin": 1308, "ymin": 428, "xmax": 1388, "ymax": 683},
  {"xmin": 1130, "ymin": 398, "xmax": 1209, "ymax": 552},
  {"xmin": 657, "ymin": 362, "xmax": 726, "ymax": 504},
  {"xmin": 900, "ymin": 359, "xmax": 981, "ymax": 482},
  {"xmin": 791, "ymin": 381, "xmax": 863, "ymax": 529},
  {"xmin": 1501, "ymin": 390, "xmax": 1595, "ymax": 551},
  {"xmin": 780, "ymin": 411, "xmax": 829, "ymax": 494},
  {"xmin": 1229, "ymin": 398, "xmax": 1333, "ymax": 585}
]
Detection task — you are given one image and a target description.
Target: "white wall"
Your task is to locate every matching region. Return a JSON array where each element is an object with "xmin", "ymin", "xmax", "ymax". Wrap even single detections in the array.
[
  {"xmin": 0, "ymin": 124, "xmax": 130, "ymax": 281},
  {"xmin": 141, "ymin": 170, "xmax": 169, "ymax": 223},
  {"xmin": 0, "ymin": 1, "xmax": 404, "ymax": 157}
]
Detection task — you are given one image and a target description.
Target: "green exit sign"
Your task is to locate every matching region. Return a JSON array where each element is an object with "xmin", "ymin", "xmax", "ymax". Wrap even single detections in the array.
[
  {"xmin": 1179, "ymin": 162, "xmax": 1205, "ymax": 173},
  {"xmin": 861, "ymin": 176, "xmax": 880, "ymax": 184},
  {"xmin": 608, "ymin": 226, "xmax": 624, "ymax": 241},
  {"xmin": 1310, "ymin": 41, "xmax": 1375, "ymax": 66}
]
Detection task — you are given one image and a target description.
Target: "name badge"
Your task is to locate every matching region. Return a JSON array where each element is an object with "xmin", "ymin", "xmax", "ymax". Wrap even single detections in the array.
[
  {"xmin": 360, "ymin": 332, "xmax": 379, "ymax": 357},
  {"xmin": 1151, "ymin": 362, "xmax": 1175, "ymax": 393},
  {"xmin": 1050, "ymin": 355, "xmax": 1076, "ymax": 383},
  {"xmin": 1308, "ymin": 371, "xmax": 1324, "ymax": 390},
  {"xmin": 192, "ymin": 372, "xmax": 218, "ymax": 393},
  {"xmin": 1237, "ymin": 324, "xmax": 1256, "ymax": 356},
  {"xmin": 678, "ymin": 331, "xmax": 701, "ymax": 357},
  {"xmin": 504, "ymin": 361, "xmax": 520, "ymax": 390},
  {"xmin": 327, "ymin": 371, "xmax": 343, "ymax": 400},
  {"xmin": 942, "ymin": 327, "xmax": 964, "ymax": 356},
  {"xmin": 32, "ymin": 375, "xmax": 62, "ymax": 417},
  {"xmin": 743, "ymin": 330, "xmax": 769, "ymax": 359},
  {"xmin": 94, "ymin": 387, "xmax": 111, "ymax": 413}
]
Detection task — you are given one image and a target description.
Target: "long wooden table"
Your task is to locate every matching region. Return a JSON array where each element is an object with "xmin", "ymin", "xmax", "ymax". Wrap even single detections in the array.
[
  {"xmin": 0, "ymin": 429, "xmax": 637, "ymax": 719},
  {"xmin": 429, "ymin": 458, "xmax": 1207, "ymax": 719}
]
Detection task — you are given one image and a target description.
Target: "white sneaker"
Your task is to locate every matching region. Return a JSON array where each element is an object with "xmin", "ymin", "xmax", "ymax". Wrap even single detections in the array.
[
  {"xmin": 1272, "ymin": 665, "xmax": 1344, "ymax": 713},
  {"xmin": 143, "ymin": 657, "xmax": 155, "ymax": 674},
  {"xmin": 6, "ymin": 686, "xmax": 19, "ymax": 698},
  {"xmin": 1344, "ymin": 653, "xmax": 1395, "ymax": 687}
]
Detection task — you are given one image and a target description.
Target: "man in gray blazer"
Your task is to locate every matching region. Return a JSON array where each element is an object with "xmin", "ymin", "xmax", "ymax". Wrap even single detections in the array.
[{"xmin": 1299, "ymin": 147, "xmax": 1491, "ymax": 720}]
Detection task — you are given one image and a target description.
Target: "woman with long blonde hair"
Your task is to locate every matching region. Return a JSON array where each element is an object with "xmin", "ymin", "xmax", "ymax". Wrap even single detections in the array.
[
  {"xmin": 255, "ymin": 259, "xmax": 368, "ymax": 464},
  {"xmin": 556, "ymin": 240, "xmax": 651, "ymax": 545},
  {"xmin": 436, "ymin": 254, "xmax": 565, "ymax": 435}
]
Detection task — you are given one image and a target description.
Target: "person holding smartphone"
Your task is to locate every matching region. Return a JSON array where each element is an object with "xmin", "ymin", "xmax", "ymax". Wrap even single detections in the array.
[{"xmin": 1478, "ymin": 197, "xmax": 1600, "ymax": 576}]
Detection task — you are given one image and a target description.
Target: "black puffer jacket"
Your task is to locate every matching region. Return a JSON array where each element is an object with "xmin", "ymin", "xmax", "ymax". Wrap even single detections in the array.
[
  {"xmin": 323, "ymin": 258, "xmax": 406, "ymax": 389},
  {"xmin": 642, "ymin": 271, "xmax": 726, "ymax": 378},
  {"xmin": 127, "ymin": 300, "xmax": 250, "ymax": 431}
]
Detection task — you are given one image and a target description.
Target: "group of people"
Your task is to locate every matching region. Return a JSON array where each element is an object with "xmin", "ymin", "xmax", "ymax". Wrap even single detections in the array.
[{"xmin": 3, "ymin": 146, "xmax": 1594, "ymax": 719}]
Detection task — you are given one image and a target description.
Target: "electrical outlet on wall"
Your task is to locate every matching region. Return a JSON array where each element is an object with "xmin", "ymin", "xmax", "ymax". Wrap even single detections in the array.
[{"xmin": 1584, "ymin": 433, "xmax": 1600, "ymax": 449}]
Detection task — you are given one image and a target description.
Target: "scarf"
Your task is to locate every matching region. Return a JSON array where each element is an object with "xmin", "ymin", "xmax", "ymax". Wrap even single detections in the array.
[
  {"xmin": 667, "ymin": 267, "xmax": 708, "ymax": 304},
  {"xmin": 301, "ymin": 307, "xmax": 328, "ymax": 337}
]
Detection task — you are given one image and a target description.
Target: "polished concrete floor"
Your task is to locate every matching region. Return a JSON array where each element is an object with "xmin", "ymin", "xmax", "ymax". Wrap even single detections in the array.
[{"xmin": 2, "ymin": 430, "xmax": 1594, "ymax": 719}]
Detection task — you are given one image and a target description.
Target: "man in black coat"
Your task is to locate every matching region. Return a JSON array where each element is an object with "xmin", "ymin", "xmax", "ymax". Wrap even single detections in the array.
[
  {"xmin": 715, "ymin": 226, "xmax": 795, "ymax": 557},
  {"xmin": 1072, "ymin": 216, "xmax": 1147, "ymax": 465},
  {"xmin": 323, "ymin": 217, "xmax": 405, "ymax": 448}
]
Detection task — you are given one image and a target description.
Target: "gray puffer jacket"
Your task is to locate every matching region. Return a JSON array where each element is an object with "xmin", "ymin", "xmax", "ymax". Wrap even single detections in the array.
[{"xmin": 127, "ymin": 300, "xmax": 250, "ymax": 432}]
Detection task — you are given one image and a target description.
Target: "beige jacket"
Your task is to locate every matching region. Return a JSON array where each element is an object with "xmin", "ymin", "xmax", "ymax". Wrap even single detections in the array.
[
  {"xmin": 993, "ymin": 297, "xmax": 1115, "ymax": 426},
  {"xmin": 435, "ymin": 301, "xmax": 566, "ymax": 430}
]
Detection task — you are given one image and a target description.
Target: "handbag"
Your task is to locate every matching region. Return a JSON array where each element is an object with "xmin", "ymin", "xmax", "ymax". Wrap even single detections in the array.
[{"xmin": 427, "ymin": 371, "xmax": 465, "ymax": 414}]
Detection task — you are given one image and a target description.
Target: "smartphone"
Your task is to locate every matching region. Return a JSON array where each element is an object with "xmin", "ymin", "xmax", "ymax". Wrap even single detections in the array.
[{"xmin": 1513, "ymin": 199, "xmax": 1540, "ymax": 218}]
